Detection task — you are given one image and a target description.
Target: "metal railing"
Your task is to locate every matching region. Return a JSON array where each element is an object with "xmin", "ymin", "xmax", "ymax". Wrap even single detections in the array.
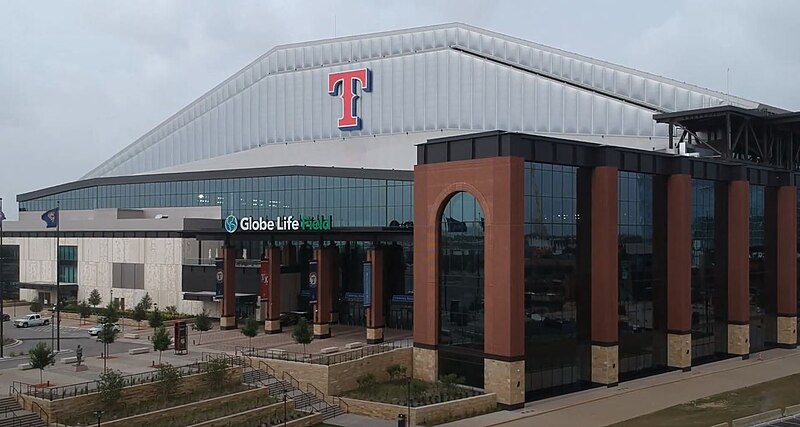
[
  {"xmin": 11, "ymin": 362, "xmax": 209, "ymax": 401},
  {"xmin": 29, "ymin": 401, "xmax": 49, "ymax": 426},
  {"xmin": 236, "ymin": 338, "xmax": 412, "ymax": 366}
]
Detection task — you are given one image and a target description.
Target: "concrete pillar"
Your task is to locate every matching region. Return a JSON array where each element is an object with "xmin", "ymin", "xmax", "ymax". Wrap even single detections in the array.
[
  {"xmin": 219, "ymin": 246, "xmax": 237, "ymax": 330},
  {"xmin": 767, "ymin": 186, "xmax": 797, "ymax": 347},
  {"xmin": 585, "ymin": 166, "xmax": 620, "ymax": 386},
  {"xmin": 312, "ymin": 246, "xmax": 334, "ymax": 339},
  {"xmin": 656, "ymin": 174, "xmax": 692, "ymax": 370},
  {"xmin": 264, "ymin": 246, "xmax": 282, "ymax": 334},
  {"xmin": 366, "ymin": 247, "xmax": 385, "ymax": 344},
  {"xmin": 717, "ymin": 180, "xmax": 750, "ymax": 356}
]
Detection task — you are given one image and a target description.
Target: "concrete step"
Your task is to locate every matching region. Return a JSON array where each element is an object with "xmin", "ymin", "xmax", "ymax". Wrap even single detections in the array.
[{"xmin": 0, "ymin": 412, "xmax": 45, "ymax": 427}]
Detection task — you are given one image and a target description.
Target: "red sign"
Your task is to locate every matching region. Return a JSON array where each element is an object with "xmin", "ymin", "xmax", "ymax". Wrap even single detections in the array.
[
  {"xmin": 259, "ymin": 258, "xmax": 270, "ymax": 300},
  {"xmin": 328, "ymin": 68, "xmax": 371, "ymax": 131}
]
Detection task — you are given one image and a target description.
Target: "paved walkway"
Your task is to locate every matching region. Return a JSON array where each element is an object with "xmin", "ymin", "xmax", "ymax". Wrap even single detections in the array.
[
  {"xmin": 441, "ymin": 348, "xmax": 800, "ymax": 427},
  {"xmin": 328, "ymin": 413, "xmax": 398, "ymax": 427}
]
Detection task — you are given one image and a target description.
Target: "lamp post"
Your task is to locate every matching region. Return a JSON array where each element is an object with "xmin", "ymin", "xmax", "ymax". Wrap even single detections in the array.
[
  {"xmin": 50, "ymin": 314, "xmax": 55, "ymax": 351},
  {"xmin": 110, "ymin": 289, "xmax": 114, "ymax": 309},
  {"xmin": 93, "ymin": 410, "xmax": 103, "ymax": 427}
]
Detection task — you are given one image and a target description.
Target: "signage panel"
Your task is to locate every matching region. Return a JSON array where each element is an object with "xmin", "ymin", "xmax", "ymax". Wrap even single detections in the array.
[
  {"xmin": 362, "ymin": 262, "xmax": 372, "ymax": 307},
  {"xmin": 225, "ymin": 214, "xmax": 333, "ymax": 233},
  {"xmin": 259, "ymin": 258, "xmax": 270, "ymax": 301},
  {"xmin": 214, "ymin": 259, "xmax": 224, "ymax": 298}
]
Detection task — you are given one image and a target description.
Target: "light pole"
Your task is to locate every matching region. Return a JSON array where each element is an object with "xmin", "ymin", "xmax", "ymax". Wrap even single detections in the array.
[
  {"xmin": 93, "ymin": 410, "xmax": 103, "ymax": 427},
  {"xmin": 50, "ymin": 314, "xmax": 55, "ymax": 351}
]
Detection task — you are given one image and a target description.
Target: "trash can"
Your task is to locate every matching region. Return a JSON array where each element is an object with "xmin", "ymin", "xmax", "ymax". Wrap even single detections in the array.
[{"xmin": 397, "ymin": 413, "xmax": 407, "ymax": 427}]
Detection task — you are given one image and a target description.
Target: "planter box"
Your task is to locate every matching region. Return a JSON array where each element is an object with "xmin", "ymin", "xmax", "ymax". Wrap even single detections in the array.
[{"xmin": 340, "ymin": 393, "xmax": 496, "ymax": 426}]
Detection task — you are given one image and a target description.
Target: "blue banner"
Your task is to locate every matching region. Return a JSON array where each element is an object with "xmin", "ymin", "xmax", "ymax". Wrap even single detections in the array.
[
  {"xmin": 391, "ymin": 294, "xmax": 414, "ymax": 304},
  {"xmin": 344, "ymin": 292, "xmax": 364, "ymax": 302},
  {"xmin": 214, "ymin": 259, "xmax": 224, "ymax": 298},
  {"xmin": 362, "ymin": 262, "xmax": 372, "ymax": 307}
]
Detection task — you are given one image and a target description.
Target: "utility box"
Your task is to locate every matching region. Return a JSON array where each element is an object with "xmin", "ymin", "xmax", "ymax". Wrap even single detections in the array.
[{"xmin": 174, "ymin": 321, "xmax": 188, "ymax": 355}]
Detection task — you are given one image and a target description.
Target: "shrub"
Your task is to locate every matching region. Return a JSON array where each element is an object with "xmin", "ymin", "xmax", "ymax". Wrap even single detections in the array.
[
  {"xmin": 356, "ymin": 373, "xmax": 376, "ymax": 389},
  {"xmin": 29, "ymin": 298, "xmax": 43, "ymax": 313},
  {"xmin": 439, "ymin": 373, "xmax": 465, "ymax": 387},
  {"xmin": 205, "ymin": 357, "xmax": 228, "ymax": 389},
  {"xmin": 386, "ymin": 364, "xmax": 408, "ymax": 380},
  {"xmin": 97, "ymin": 369, "xmax": 125, "ymax": 407},
  {"xmin": 156, "ymin": 363, "xmax": 181, "ymax": 400}
]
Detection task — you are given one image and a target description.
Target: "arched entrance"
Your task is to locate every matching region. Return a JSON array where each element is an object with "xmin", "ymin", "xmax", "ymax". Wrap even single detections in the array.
[{"xmin": 437, "ymin": 191, "xmax": 486, "ymax": 388}]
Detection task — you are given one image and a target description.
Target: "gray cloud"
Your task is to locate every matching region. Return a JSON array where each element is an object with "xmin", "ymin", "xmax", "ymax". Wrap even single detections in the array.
[{"xmin": 1, "ymin": 0, "xmax": 798, "ymax": 217}]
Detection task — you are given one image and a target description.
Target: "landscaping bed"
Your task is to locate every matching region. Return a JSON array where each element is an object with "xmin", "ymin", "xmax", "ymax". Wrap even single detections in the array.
[{"xmin": 342, "ymin": 378, "xmax": 481, "ymax": 406}]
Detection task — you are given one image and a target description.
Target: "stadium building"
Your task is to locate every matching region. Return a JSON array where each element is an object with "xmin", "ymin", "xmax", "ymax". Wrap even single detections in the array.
[{"xmin": 2, "ymin": 23, "xmax": 800, "ymax": 408}]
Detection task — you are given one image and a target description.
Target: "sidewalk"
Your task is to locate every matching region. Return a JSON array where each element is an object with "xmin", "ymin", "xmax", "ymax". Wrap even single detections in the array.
[{"xmin": 441, "ymin": 348, "xmax": 800, "ymax": 427}]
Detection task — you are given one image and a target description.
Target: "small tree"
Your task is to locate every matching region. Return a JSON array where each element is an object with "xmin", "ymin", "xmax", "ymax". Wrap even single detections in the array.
[
  {"xmin": 29, "ymin": 342, "xmax": 56, "ymax": 385},
  {"xmin": 205, "ymin": 357, "xmax": 228, "ymax": 390},
  {"xmin": 98, "ymin": 323, "xmax": 118, "ymax": 371},
  {"xmin": 240, "ymin": 316, "xmax": 259, "ymax": 350},
  {"xmin": 149, "ymin": 307, "xmax": 164, "ymax": 329},
  {"xmin": 193, "ymin": 309, "xmax": 212, "ymax": 345},
  {"xmin": 88, "ymin": 289, "xmax": 102, "ymax": 311},
  {"xmin": 292, "ymin": 317, "xmax": 313, "ymax": 354},
  {"xmin": 97, "ymin": 369, "xmax": 125, "ymax": 408},
  {"xmin": 29, "ymin": 298, "xmax": 43, "ymax": 313},
  {"xmin": 104, "ymin": 302, "xmax": 120, "ymax": 324},
  {"xmin": 152, "ymin": 326, "xmax": 171, "ymax": 366},
  {"xmin": 156, "ymin": 363, "xmax": 181, "ymax": 400},
  {"xmin": 77, "ymin": 300, "xmax": 91, "ymax": 325},
  {"xmin": 132, "ymin": 303, "xmax": 147, "ymax": 329},
  {"xmin": 139, "ymin": 292, "xmax": 153, "ymax": 311}
]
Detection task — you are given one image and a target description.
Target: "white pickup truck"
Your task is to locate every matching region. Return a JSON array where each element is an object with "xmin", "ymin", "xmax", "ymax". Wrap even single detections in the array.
[{"xmin": 13, "ymin": 314, "xmax": 49, "ymax": 328}]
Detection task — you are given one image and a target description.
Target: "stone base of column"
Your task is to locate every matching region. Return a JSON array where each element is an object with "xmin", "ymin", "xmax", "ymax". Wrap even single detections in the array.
[
  {"xmin": 313, "ymin": 322, "xmax": 331, "ymax": 339},
  {"xmin": 265, "ymin": 319, "xmax": 282, "ymax": 334},
  {"xmin": 777, "ymin": 316, "xmax": 798, "ymax": 347},
  {"xmin": 727, "ymin": 323, "xmax": 750, "ymax": 356},
  {"xmin": 667, "ymin": 333, "xmax": 691, "ymax": 370},
  {"xmin": 219, "ymin": 316, "xmax": 237, "ymax": 330},
  {"xmin": 484, "ymin": 358, "xmax": 525, "ymax": 410},
  {"xmin": 412, "ymin": 346, "xmax": 438, "ymax": 382},
  {"xmin": 366, "ymin": 326, "xmax": 384, "ymax": 344},
  {"xmin": 330, "ymin": 311, "xmax": 339, "ymax": 324},
  {"xmin": 591, "ymin": 344, "xmax": 618, "ymax": 386}
]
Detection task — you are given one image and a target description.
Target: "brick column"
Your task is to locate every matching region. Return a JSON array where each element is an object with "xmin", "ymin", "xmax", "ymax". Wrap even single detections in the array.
[
  {"xmin": 655, "ymin": 175, "xmax": 692, "ymax": 370},
  {"xmin": 264, "ymin": 246, "xmax": 282, "ymax": 334},
  {"xmin": 282, "ymin": 244, "xmax": 297, "ymax": 266},
  {"xmin": 578, "ymin": 166, "xmax": 619, "ymax": 386},
  {"xmin": 219, "ymin": 246, "xmax": 237, "ymax": 330},
  {"xmin": 329, "ymin": 244, "xmax": 340, "ymax": 324},
  {"xmin": 413, "ymin": 165, "xmax": 438, "ymax": 382},
  {"xmin": 366, "ymin": 247, "xmax": 385, "ymax": 344},
  {"xmin": 767, "ymin": 186, "xmax": 798, "ymax": 347},
  {"xmin": 717, "ymin": 180, "xmax": 750, "ymax": 356},
  {"xmin": 313, "ymin": 246, "xmax": 334, "ymax": 339}
]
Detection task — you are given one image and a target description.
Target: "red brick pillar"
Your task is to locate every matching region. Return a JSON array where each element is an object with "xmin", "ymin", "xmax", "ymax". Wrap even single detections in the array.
[
  {"xmin": 366, "ymin": 247, "xmax": 385, "ymax": 344},
  {"xmin": 588, "ymin": 166, "xmax": 619, "ymax": 385},
  {"xmin": 329, "ymin": 244, "xmax": 340, "ymax": 324},
  {"xmin": 660, "ymin": 175, "xmax": 692, "ymax": 370},
  {"xmin": 767, "ymin": 186, "xmax": 798, "ymax": 347},
  {"xmin": 717, "ymin": 180, "xmax": 750, "ymax": 356},
  {"xmin": 313, "ymin": 246, "xmax": 334, "ymax": 339},
  {"xmin": 219, "ymin": 246, "xmax": 237, "ymax": 330},
  {"xmin": 282, "ymin": 244, "xmax": 297, "ymax": 266},
  {"xmin": 264, "ymin": 246, "xmax": 282, "ymax": 334}
]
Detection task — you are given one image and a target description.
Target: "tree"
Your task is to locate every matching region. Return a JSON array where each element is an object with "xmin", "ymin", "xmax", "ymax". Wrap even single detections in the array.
[
  {"xmin": 29, "ymin": 298, "xmax": 43, "ymax": 313},
  {"xmin": 152, "ymin": 326, "xmax": 171, "ymax": 366},
  {"xmin": 204, "ymin": 357, "xmax": 228, "ymax": 391},
  {"xmin": 97, "ymin": 323, "xmax": 118, "ymax": 372},
  {"xmin": 88, "ymin": 289, "xmax": 102, "ymax": 311},
  {"xmin": 193, "ymin": 309, "xmax": 212, "ymax": 345},
  {"xmin": 138, "ymin": 293, "xmax": 153, "ymax": 311},
  {"xmin": 156, "ymin": 363, "xmax": 181, "ymax": 400},
  {"xmin": 292, "ymin": 317, "xmax": 313, "ymax": 354},
  {"xmin": 104, "ymin": 302, "xmax": 120, "ymax": 324},
  {"xmin": 240, "ymin": 316, "xmax": 259, "ymax": 350},
  {"xmin": 149, "ymin": 307, "xmax": 164, "ymax": 329},
  {"xmin": 132, "ymin": 303, "xmax": 147, "ymax": 329},
  {"xmin": 29, "ymin": 342, "xmax": 56, "ymax": 385},
  {"xmin": 97, "ymin": 369, "xmax": 125, "ymax": 408},
  {"xmin": 77, "ymin": 300, "xmax": 91, "ymax": 325}
]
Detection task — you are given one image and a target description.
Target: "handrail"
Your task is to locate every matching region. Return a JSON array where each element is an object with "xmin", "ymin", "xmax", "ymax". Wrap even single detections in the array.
[
  {"xmin": 29, "ymin": 400, "xmax": 49, "ymax": 426},
  {"xmin": 239, "ymin": 338, "xmax": 412, "ymax": 366}
]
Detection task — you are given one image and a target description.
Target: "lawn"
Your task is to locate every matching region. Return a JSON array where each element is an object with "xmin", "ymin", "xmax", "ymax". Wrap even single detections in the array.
[
  {"xmin": 342, "ymin": 378, "xmax": 481, "ymax": 406},
  {"xmin": 611, "ymin": 372, "xmax": 800, "ymax": 427}
]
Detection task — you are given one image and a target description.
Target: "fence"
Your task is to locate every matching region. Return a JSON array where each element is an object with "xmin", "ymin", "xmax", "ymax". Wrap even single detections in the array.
[{"xmin": 235, "ymin": 338, "xmax": 412, "ymax": 366}]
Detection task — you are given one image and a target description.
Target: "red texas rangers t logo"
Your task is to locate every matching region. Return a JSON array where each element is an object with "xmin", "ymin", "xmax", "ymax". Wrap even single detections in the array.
[{"xmin": 328, "ymin": 68, "xmax": 371, "ymax": 131}]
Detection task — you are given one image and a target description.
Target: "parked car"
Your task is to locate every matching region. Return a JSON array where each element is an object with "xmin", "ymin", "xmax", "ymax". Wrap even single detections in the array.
[
  {"xmin": 13, "ymin": 313, "xmax": 49, "ymax": 328},
  {"xmin": 88, "ymin": 323, "xmax": 120, "ymax": 336},
  {"xmin": 1, "ymin": 313, "xmax": 10, "ymax": 321}
]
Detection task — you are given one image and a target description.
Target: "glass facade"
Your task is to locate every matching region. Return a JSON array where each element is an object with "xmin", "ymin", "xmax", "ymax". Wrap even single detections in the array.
[
  {"xmin": 438, "ymin": 191, "xmax": 485, "ymax": 388},
  {"xmin": 19, "ymin": 175, "xmax": 414, "ymax": 228},
  {"xmin": 523, "ymin": 162, "xmax": 589, "ymax": 399},
  {"xmin": 0, "ymin": 244, "xmax": 20, "ymax": 300},
  {"xmin": 618, "ymin": 171, "xmax": 666, "ymax": 379},
  {"xmin": 58, "ymin": 245, "xmax": 78, "ymax": 284},
  {"xmin": 749, "ymin": 185, "xmax": 768, "ymax": 352},
  {"xmin": 690, "ymin": 179, "xmax": 723, "ymax": 361}
]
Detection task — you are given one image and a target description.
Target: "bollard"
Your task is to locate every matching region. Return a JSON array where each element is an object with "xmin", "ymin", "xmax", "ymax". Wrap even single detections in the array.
[{"xmin": 397, "ymin": 413, "xmax": 407, "ymax": 427}]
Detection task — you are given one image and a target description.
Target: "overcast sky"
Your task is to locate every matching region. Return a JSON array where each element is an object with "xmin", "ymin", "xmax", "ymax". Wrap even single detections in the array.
[{"xmin": 1, "ymin": 0, "xmax": 798, "ymax": 218}]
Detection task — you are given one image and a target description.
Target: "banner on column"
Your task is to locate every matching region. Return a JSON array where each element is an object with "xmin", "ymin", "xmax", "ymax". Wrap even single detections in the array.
[
  {"xmin": 363, "ymin": 261, "xmax": 372, "ymax": 307},
  {"xmin": 259, "ymin": 258, "xmax": 270, "ymax": 301},
  {"xmin": 308, "ymin": 260, "xmax": 318, "ymax": 304},
  {"xmin": 214, "ymin": 259, "xmax": 224, "ymax": 298}
]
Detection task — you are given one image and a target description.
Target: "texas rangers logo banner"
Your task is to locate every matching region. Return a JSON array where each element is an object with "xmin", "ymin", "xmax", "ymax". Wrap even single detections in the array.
[
  {"xmin": 259, "ymin": 258, "xmax": 270, "ymax": 301},
  {"xmin": 328, "ymin": 68, "xmax": 371, "ymax": 131}
]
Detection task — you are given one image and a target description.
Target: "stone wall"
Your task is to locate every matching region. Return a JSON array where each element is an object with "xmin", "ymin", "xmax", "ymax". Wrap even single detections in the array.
[
  {"xmin": 18, "ymin": 367, "xmax": 242, "ymax": 421},
  {"xmin": 340, "ymin": 393, "xmax": 496, "ymax": 425}
]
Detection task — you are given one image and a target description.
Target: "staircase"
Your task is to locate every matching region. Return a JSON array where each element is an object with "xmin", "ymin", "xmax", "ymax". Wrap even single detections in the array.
[
  {"xmin": 212, "ymin": 354, "xmax": 346, "ymax": 420},
  {"xmin": 0, "ymin": 397, "xmax": 46, "ymax": 427}
]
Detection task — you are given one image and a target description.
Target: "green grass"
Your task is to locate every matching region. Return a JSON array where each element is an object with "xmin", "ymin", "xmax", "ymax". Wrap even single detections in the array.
[
  {"xmin": 612, "ymin": 372, "xmax": 800, "ymax": 427},
  {"xmin": 343, "ymin": 379, "xmax": 481, "ymax": 407}
]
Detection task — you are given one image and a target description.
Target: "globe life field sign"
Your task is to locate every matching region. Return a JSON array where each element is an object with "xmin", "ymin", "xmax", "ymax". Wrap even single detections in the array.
[{"xmin": 225, "ymin": 214, "xmax": 332, "ymax": 233}]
